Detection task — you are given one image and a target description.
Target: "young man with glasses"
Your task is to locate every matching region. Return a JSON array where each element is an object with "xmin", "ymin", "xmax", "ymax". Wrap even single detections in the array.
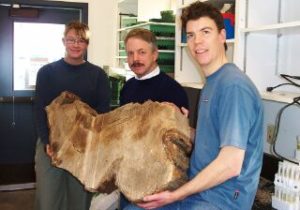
[{"xmin": 34, "ymin": 21, "xmax": 110, "ymax": 210}]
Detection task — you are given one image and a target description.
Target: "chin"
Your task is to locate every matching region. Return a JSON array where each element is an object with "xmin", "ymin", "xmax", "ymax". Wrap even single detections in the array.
[
  {"xmin": 69, "ymin": 55, "xmax": 84, "ymax": 60},
  {"xmin": 133, "ymin": 69, "xmax": 145, "ymax": 76},
  {"xmin": 196, "ymin": 57, "xmax": 210, "ymax": 65}
]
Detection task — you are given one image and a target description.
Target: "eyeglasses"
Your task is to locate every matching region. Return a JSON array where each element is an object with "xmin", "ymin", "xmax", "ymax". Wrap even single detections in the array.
[{"xmin": 65, "ymin": 37, "xmax": 87, "ymax": 45}]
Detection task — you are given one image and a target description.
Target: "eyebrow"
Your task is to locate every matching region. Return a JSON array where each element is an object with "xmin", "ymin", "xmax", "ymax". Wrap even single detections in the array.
[{"xmin": 186, "ymin": 26, "xmax": 213, "ymax": 34}]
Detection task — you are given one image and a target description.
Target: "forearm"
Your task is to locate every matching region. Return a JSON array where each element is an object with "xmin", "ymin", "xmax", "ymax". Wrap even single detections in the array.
[
  {"xmin": 173, "ymin": 146, "xmax": 245, "ymax": 200},
  {"xmin": 35, "ymin": 92, "xmax": 49, "ymax": 145},
  {"xmin": 96, "ymin": 74, "xmax": 111, "ymax": 113},
  {"xmin": 35, "ymin": 70, "xmax": 50, "ymax": 145},
  {"xmin": 36, "ymin": 111, "xmax": 49, "ymax": 144}
]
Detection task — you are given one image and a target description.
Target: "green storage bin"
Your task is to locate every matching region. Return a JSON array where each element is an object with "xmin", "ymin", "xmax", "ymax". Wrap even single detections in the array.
[
  {"xmin": 119, "ymin": 41, "xmax": 125, "ymax": 50},
  {"xmin": 119, "ymin": 51, "xmax": 127, "ymax": 56},
  {"xmin": 121, "ymin": 17, "xmax": 137, "ymax": 28},
  {"xmin": 158, "ymin": 52, "xmax": 174, "ymax": 60},
  {"xmin": 160, "ymin": 65, "xmax": 174, "ymax": 73},
  {"xmin": 156, "ymin": 39, "xmax": 175, "ymax": 50},
  {"xmin": 142, "ymin": 24, "xmax": 175, "ymax": 37},
  {"xmin": 109, "ymin": 75, "xmax": 125, "ymax": 106}
]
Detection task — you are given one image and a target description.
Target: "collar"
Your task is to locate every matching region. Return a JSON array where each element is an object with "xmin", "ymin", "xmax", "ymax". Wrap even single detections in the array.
[{"xmin": 134, "ymin": 66, "xmax": 160, "ymax": 80}]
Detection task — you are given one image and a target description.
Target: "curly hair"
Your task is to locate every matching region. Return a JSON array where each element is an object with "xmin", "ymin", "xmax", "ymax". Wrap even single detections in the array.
[
  {"xmin": 181, "ymin": 1, "xmax": 227, "ymax": 50},
  {"xmin": 181, "ymin": 1, "xmax": 225, "ymax": 32}
]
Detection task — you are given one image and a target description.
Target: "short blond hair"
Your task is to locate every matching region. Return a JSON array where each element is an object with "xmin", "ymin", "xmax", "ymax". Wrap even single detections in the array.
[{"xmin": 64, "ymin": 21, "xmax": 90, "ymax": 44}]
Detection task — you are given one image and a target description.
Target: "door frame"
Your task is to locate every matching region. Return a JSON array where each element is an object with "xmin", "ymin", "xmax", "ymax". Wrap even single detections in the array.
[{"xmin": 0, "ymin": 0, "xmax": 88, "ymax": 186}]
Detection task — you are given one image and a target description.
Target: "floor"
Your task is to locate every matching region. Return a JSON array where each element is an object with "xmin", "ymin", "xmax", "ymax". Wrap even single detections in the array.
[
  {"xmin": 0, "ymin": 189, "xmax": 35, "ymax": 210},
  {"xmin": 0, "ymin": 178, "xmax": 273, "ymax": 210},
  {"xmin": 252, "ymin": 177, "xmax": 274, "ymax": 210}
]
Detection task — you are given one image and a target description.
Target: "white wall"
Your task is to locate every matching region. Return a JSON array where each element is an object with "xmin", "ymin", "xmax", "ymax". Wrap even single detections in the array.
[
  {"xmin": 263, "ymin": 100, "xmax": 300, "ymax": 160},
  {"xmin": 47, "ymin": 0, "xmax": 118, "ymax": 69}
]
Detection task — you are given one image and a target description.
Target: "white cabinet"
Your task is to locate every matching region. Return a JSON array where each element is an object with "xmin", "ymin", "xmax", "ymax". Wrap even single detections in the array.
[
  {"xmin": 235, "ymin": 0, "xmax": 300, "ymax": 103},
  {"xmin": 115, "ymin": 0, "xmax": 177, "ymax": 76},
  {"xmin": 175, "ymin": 0, "xmax": 300, "ymax": 102},
  {"xmin": 175, "ymin": 0, "xmax": 202, "ymax": 87}
]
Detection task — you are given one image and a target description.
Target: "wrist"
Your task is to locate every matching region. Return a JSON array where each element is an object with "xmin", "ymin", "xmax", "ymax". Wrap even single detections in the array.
[{"xmin": 172, "ymin": 190, "xmax": 184, "ymax": 202}]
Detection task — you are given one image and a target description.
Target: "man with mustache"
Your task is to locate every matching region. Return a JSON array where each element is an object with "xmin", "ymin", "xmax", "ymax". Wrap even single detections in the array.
[
  {"xmin": 119, "ymin": 28, "xmax": 189, "ymax": 209},
  {"xmin": 120, "ymin": 28, "xmax": 188, "ymax": 111}
]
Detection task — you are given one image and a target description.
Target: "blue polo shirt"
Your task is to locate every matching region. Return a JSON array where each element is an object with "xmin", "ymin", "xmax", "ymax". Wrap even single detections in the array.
[{"xmin": 189, "ymin": 63, "xmax": 263, "ymax": 210}]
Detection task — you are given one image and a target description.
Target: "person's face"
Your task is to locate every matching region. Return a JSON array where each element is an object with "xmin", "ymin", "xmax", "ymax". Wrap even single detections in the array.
[
  {"xmin": 186, "ymin": 16, "xmax": 226, "ymax": 71},
  {"xmin": 63, "ymin": 29, "xmax": 88, "ymax": 62},
  {"xmin": 125, "ymin": 37, "xmax": 158, "ymax": 78}
]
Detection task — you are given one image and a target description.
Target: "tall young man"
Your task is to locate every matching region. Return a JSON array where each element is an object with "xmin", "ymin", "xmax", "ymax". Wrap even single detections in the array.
[{"xmin": 125, "ymin": 2, "xmax": 263, "ymax": 210}]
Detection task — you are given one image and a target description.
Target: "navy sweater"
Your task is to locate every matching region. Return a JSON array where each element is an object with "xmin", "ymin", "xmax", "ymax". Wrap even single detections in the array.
[
  {"xmin": 35, "ymin": 58, "xmax": 110, "ymax": 144},
  {"xmin": 120, "ymin": 72, "xmax": 189, "ymax": 109}
]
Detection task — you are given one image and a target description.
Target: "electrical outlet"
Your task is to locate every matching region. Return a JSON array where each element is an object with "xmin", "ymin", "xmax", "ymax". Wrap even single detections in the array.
[{"xmin": 267, "ymin": 124, "xmax": 275, "ymax": 144}]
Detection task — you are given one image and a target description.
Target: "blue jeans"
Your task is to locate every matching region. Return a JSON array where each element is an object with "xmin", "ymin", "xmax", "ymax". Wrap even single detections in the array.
[
  {"xmin": 120, "ymin": 193, "xmax": 130, "ymax": 209},
  {"xmin": 124, "ymin": 195, "xmax": 220, "ymax": 210},
  {"xmin": 34, "ymin": 139, "xmax": 92, "ymax": 210}
]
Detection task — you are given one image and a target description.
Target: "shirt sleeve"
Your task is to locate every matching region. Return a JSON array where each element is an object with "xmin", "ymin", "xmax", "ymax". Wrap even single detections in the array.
[
  {"xmin": 34, "ymin": 66, "xmax": 51, "ymax": 145},
  {"xmin": 217, "ymin": 84, "xmax": 256, "ymax": 150},
  {"xmin": 95, "ymin": 69, "xmax": 111, "ymax": 113}
]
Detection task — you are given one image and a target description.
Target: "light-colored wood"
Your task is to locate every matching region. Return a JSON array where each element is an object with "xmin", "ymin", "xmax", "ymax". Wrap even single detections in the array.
[{"xmin": 46, "ymin": 91, "xmax": 193, "ymax": 202}]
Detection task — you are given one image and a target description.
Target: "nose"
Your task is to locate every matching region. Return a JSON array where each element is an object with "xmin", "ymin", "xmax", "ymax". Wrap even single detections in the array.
[
  {"xmin": 195, "ymin": 33, "xmax": 204, "ymax": 44},
  {"xmin": 133, "ymin": 52, "xmax": 138, "ymax": 61},
  {"xmin": 73, "ymin": 40, "xmax": 80, "ymax": 45}
]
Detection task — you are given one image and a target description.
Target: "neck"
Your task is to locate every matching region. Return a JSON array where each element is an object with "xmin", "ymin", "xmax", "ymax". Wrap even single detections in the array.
[
  {"xmin": 64, "ymin": 57, "xmax": 85, "ymax": 65},
  {"xmin": 202, "ymin": 54, "xmax": 228, "ymax": 77}
]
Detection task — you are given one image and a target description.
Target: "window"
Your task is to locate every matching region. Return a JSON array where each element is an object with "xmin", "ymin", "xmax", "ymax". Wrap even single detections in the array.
[{"xmin": 13, "ymin": 22, "xmax": 65, "ymax": 90}]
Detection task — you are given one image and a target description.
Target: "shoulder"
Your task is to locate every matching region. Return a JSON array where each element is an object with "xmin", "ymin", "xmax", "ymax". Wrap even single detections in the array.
[
  {"xmin": 158, "ymin": 72, "xmax": 184, "ymax": 88},
  {"xmin": 122, "ymin": 77, "xmax": 136, "ymax": 89},
  {"xmin": 125, "ymin": 76, "xmax": 137, "ymax": 84},
  {"xmin": 220, "ymin": 63, "xmax": 244, "ymax": 80},
  {"xmin": 85, "ymin": 62, "xmax": 104, "ymax": 72},
  {"xmin": 48, "ymin": 58, "xmax": 65, "ymax": 69},
  {"xmin": 215, "ymin": 64, "xmax": 261, "ymax": 106},
  {"xmin": 37, "ymin": 59, "xmax": 60, "ymax": 76},
  {"xmin": 85, "ymin": 62, "xmax": 107, "ymax": 76},
  {"xmin": 218, "ymin": 64, "xmax": 256, "ymax": 91}
]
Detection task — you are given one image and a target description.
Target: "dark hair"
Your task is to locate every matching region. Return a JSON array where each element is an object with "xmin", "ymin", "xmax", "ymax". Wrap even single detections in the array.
[
  {"xmin": 64, "ymin": 21, "xmax": 90, "ymax": 44},
  {"xmin": 181, "ymin": 1, "xmax": 227, "ymax": 50},
  {"xmin": 124, "ymin": 28, "xmax": 158, "ymax": 51}
]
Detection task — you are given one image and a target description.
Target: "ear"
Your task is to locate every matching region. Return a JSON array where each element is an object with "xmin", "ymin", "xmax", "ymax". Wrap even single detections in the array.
[
  {"xmin": 153, "ymin": 48, "xmax": 159, "ymax": 62},
  {"xmin": 62, "ymin": 38, "xmax": 66, "ymax": 46},
  {"xmin": 220, "ymin": 28, "xmax": 227, "ymax": 43}
]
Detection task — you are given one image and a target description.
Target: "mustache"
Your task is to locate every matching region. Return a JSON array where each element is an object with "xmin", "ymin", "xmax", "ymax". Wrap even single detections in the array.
[{"xmin": 131, "ymin": 62, "xmax": 144, "ymax": 68}]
